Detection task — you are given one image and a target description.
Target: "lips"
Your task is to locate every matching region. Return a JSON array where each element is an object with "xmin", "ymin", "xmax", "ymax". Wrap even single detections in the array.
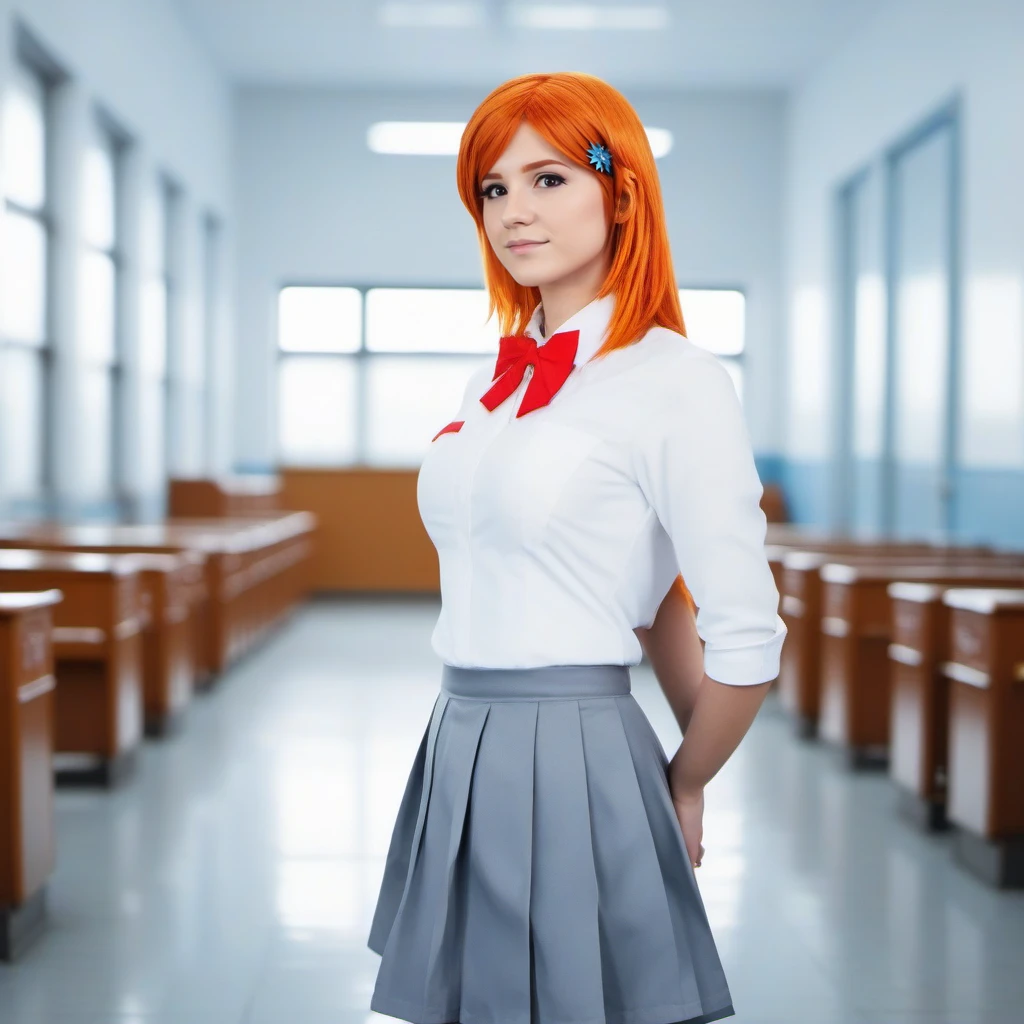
[{"xmin": 508, "ymin": 241, "xmax": 547, "ymax": 252}]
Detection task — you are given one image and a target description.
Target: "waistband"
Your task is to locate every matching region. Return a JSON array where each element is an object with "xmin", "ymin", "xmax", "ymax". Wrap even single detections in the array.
[{"xmin": 440, "ymin": 663, "xmax": 631, "ymax": 701}]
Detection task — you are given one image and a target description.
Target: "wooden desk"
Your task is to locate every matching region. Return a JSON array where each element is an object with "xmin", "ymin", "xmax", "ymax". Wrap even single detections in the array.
[
  {"xmin": 817, "ymin": 562, "xmax": 1024, "ymax": 769},
  {"xmin": 0, "ymin": 515, "xmax": 315, "ymax": 676},
  {"xmin": 168, "ymin": 475, "xmax": 282, "ymax": 517},
  {"xmin": 119, "ymin": 552, "xmax": 197, "ymax": 736},
  {"xmin": 0, "ymin": 551, "xmax": 144, "ymax": 787},
  {"xmin": 778, "ymin": 547, "xmax": 1019, "ymax": 739},
  {"xmin": 0, "ymin": 590, "xmax": 62, "ymax": 960},
  {"xmin": 942, "ymin": 588, "xmax": 1024, "ymax": 888}
]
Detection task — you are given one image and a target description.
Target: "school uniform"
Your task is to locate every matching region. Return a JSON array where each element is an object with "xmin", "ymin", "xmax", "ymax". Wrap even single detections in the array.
[{"xmin": 367, "ymin": 290, "xmax": 787, "ymax": 1024}]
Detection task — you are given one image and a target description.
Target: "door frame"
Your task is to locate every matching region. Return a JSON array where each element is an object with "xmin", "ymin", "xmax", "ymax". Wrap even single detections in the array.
[
  {"xmin": 880, "ymin": 96, "xmax": 962, "ymax": 538},
  {"xmin": 831, "ymin": 164, "xmax": 874, "ymax": 533}
]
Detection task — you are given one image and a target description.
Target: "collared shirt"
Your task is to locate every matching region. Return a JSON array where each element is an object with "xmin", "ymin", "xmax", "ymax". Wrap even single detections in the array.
[{"xmin": 416, "ymin": 291, "xmax": 787, "ymax": 685}]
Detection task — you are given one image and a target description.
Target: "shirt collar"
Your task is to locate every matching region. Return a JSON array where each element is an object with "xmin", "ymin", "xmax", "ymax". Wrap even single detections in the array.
[{"xmin": 523, "ymin": 291, "xmax": 617, "ymax": 367}]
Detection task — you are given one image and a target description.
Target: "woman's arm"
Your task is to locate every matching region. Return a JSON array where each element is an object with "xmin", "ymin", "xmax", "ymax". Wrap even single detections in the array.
[
  {"xmin": 636, "ymin": 583, "xmax": 773, "ymax": 795},
  {"xmin": 666, "ymin": 674, "xmax": 772, "ymax": 868},
  {"xmin": 668, "ymin": 675, "xmax": 772, "ymax": 796},
  {"xmin": 634, "ymin": 582, "xmax": 705, "ymax": 735},
  {"xmin": 630, "ymin": 351, "xmax": 787, "ymax": 866}
]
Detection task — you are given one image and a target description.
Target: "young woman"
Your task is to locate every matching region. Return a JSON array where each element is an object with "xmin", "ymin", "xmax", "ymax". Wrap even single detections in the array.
[{"xmin": 367, "ymin": 71, "xmax": 787, "ymax": 1024}]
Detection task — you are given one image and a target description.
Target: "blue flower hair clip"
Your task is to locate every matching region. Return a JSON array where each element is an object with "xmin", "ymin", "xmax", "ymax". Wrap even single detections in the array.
[{"xmin": 586, "ymin": 140, "xmax": 612, "ymax": 175}]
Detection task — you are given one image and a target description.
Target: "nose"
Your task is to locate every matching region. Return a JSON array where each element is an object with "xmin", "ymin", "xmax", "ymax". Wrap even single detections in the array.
[{"xmin": 499, "ymin": 183, "xmax": 536, "ymax": 228}]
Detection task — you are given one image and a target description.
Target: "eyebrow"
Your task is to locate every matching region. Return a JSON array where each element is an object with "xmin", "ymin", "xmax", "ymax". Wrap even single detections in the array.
[{"xmin": 481, "ymin": 159, "xmax": 572, "ymax": 182}]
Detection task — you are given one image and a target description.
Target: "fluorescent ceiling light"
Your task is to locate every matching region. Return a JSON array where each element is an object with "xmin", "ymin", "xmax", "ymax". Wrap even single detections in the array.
[
  {"xmin": 645, "ymin": 127, "xmax": 672, "ymax": 159},
  {"xmin": 380, "ymin": 2, "xmax": 484, "ymax": 28},
  {"xmin": 507, "ymin": 3, "xmax": 670, "ymax": 30},
  {"xmin": 368, "ymin": 121, "xmax": 673, "ymax": 159},
  {"xmin": 368, "ymin": 121, "xmax": 469, "ymax": 155}
]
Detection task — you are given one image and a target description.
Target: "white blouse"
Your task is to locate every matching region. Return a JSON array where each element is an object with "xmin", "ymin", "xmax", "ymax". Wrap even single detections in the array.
[{"xmin": 416, "ymin": 292, "xmax": 787, "ymax": 686}]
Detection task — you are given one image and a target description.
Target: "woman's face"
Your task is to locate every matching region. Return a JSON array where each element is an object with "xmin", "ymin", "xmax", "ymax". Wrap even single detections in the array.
[{"xmin": 479, "ymin": 121, "xmax": 611, "ymax": 291}]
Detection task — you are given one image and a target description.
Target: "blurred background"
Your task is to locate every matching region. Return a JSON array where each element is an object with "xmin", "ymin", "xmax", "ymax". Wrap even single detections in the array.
[
  {"xmin": 2, "ymin": 0, "xmax": 1020, "ymax": 557},
  {"xmin": 1, "ymin": 3, "xmax": 1023, "ymax": 1024}
]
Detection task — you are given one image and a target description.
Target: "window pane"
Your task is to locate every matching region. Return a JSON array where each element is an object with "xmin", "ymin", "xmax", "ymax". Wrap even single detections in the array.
[
  {"xmin": 365, "ymin": 354, "xmax": 493, "ymax": 466},
  {"xmin": 79, "ymin": 366, "xmax": 114, "ymax": 498},
  {"xmin": 278, "ymin": 356, "xmax": 358, "ymax": 464},
  {"xmin": 679, "ymin": 289, "xmax": 745, "ymax": 356},
  {"xmin": 141, "ymin": 277, "xmax": 167, "ymax": 377},
  {"xmin": 0, "ymin": 346, "xmax": 46, "ymax": 497},
  {"xmin": 182, "ymin": 301, "xmax": 205, "ymax": 384},
  {"xmin": 3, "ymin": 63, "xmax": 46, "ymax": 210},
  {"xmin": 366, "ymin": 288, "xmax": 497, "ymax": 353},
  {"xmin": 138, "ymin": 379, "xmax": 165, "ymax": 490},
  {"xmin": 161, "ymin": 179, "xmax": 179, "ymax": 269},
  {"xmin": 79, "ymin": 249, "xmax": 117, "ymax": 364},
  {"xmin": 0, "ymin": 209, "xmax": 47, "ymax": 344},
  {"xmin": 141, "ymin": 179, "xmax": 165, "ymax": 274},
  {"xmin": 82, "ymin": 130, "xmax": 116, "ymax": 250},
  {"xmin": 178, "ymin": 385, "xmax": 205, "ymax": 474},
  {"xmin": 279, "ymin": 286, "xmax": 361, "ymax": 353}
]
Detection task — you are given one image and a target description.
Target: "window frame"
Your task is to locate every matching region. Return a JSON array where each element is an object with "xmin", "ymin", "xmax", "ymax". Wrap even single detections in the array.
[{"xmin": 275, "ymin": 282, "xmax": 496, "ymax": 468}]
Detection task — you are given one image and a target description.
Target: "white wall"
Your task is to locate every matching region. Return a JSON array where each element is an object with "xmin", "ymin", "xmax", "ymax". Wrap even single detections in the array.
[
  {"xmin": 0, "ymin": 0, "xmax": 234, "ymax": 515},
  {"xmin": 232, "ymin": 86, "xmax": 787, "ymax": 470},
  {"xmin": 784, "ymin": 0, "xmax": 1024, "ymax": 469}
]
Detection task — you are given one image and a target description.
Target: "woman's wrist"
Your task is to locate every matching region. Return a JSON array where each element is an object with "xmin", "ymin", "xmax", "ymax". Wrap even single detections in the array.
[{"xmin": 668, "ymin": 746, "xmax": 705, "ymax": 800}]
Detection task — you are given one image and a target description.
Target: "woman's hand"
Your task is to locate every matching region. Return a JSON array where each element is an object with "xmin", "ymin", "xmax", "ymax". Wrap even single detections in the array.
[{"xmin": 668, "ymin": 761, "xmax": 705, "ymax": 869}]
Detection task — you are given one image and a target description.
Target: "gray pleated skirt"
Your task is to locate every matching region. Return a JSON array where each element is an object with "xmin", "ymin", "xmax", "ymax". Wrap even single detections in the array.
[{"xmin": 367, "ymin": 662, "xmax": 736, "ymax": 1024}]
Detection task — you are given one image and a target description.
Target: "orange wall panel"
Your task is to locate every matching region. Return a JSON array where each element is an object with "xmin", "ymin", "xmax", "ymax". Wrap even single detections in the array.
[{"xmin": 280, "ymin": 469, "xmax": 439, "ymax": 592}]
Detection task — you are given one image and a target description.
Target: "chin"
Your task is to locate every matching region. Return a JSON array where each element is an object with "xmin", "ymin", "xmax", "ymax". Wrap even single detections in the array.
[
  {"xmin": 502, "ymin": 265, "xmax": 561, "ymax": 288},
  {"xmin": 509, "ymin": 274, "xmax": 550, "ymax": 288}
]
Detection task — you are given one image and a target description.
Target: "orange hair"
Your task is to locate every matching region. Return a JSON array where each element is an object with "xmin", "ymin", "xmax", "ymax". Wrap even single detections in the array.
[{"xmin": 456, "ymin": 71, "xmax": 696, "ymax": 615}]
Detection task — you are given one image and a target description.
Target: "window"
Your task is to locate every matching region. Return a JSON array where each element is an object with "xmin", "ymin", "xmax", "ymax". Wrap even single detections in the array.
[
  {"xmin": 79, "ymin": 109, "xmax": 126, "ymax": 504},
  {"xmin": 276, "ymin": 287, "xmax": 495, "ymax": 467},
  {"xmin": 276, "ymin": 286, "xmax": 746, "ymax": 468},
  {"xmin": 678, "ymin": 288, "xmax": 746, "ymax": 404},
  {"xmin": 0, "ymin": 55, "xmax": 54, "ymax": 513},
  {"xmin": 138, "ymin": 174, "xmax": 180, "ymax": 490}
]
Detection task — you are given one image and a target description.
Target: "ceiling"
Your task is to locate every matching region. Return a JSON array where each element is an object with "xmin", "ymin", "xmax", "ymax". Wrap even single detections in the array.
[{"xmin": 170, "ymin": 0, "xmax": 881, "ymax": 90}]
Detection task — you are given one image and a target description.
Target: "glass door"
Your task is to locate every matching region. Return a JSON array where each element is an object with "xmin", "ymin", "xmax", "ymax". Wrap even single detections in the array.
[{"xmin": 885, "ymin": 111, "xmax": 959, "ymax": 539}]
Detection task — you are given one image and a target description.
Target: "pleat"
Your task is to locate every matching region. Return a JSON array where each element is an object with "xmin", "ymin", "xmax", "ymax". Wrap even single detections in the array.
[
  {"xmin": 577, "ymin": 696, "xmax": 690, "ymax": 1013},
  {"xmin": 460, "ymin": 699, "xmax": 538, "ymax": 1024},
  {"xmin": 371, "ymin": 693, "xmax": 454, "ymax": 1008},
  {"xmin": 422, "ymin": 699, "xmax": 492, "ymax": 1007},
  {"xmin": 367, "ymin": 692, "xmax": 438, "ymax": 955},
  {"xmin": 531, "ymin": 699, "xmax": 605, "ymax": 1023},
  {"xmin": 614, "ymin": 696, "xmax": 733, "ymax": 1011}
]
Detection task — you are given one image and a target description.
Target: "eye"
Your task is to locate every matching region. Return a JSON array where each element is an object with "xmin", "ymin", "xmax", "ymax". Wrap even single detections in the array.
[
  {"xmin": 478, "ymin": 172, "xmax": 567, "ymax": 201},
  {"xmin": 537, "ymin": 172, "xmax": 566, "ymax": 189}
]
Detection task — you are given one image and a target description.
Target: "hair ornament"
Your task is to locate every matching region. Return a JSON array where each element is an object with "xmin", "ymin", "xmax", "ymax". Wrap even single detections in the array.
[{"xmin": 586, "ymin": 140, "xmax": 612, "ymax": 175}]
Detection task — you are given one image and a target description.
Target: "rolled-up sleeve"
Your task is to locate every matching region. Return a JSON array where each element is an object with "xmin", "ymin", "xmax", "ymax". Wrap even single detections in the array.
[{"xmin": 632, "ymin": 348, "xmax": 787, "ymax": 685}]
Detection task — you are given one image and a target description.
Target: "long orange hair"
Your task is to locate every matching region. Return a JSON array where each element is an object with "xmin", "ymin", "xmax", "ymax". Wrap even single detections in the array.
[{"xmin": 455, "ymin": 71, "xmax": 696, "ymax": 615}]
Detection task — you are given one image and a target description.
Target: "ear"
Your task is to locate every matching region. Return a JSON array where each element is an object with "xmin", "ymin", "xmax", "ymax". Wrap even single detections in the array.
[
  {"xmin": 614, "ymin": 169, "xmax": 637, "ymax": 223},
  {"xmin": 614, "ymin": 188, "xmax": 633, "ymax": 223}
]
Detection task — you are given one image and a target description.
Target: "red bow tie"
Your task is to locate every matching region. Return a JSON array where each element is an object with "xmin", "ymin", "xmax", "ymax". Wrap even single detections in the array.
[{"xmin": 479, "ymin": 329, "xmax": 580, "ymax": 417}]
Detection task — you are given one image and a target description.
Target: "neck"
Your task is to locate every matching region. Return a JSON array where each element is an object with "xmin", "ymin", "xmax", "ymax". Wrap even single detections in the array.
[{"xmin": 538, "ymin": 251, "xmax": 612, "ymax": 339}]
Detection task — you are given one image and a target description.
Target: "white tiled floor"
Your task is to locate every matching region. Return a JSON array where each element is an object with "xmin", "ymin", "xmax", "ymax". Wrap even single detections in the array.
[{"xmin": 2, "ymin": 596, "xmax": 1023, "ymax": 1024}]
